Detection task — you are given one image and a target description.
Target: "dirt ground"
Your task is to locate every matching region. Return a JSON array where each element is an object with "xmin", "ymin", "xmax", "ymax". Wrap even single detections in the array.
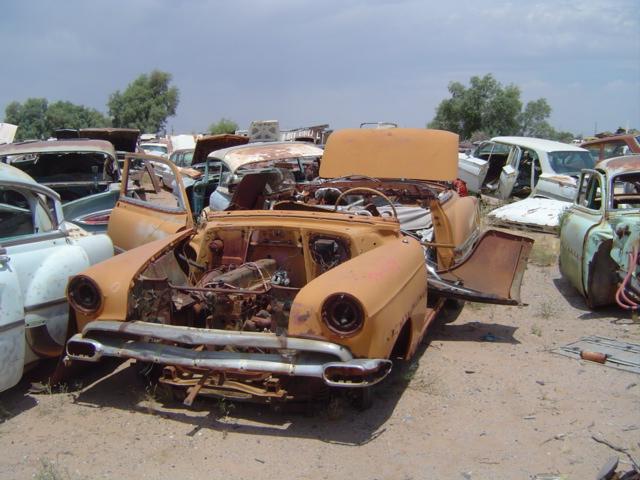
[{"xmin": 0, "ymin": 232, "xmax": 639, "ymax": 480}]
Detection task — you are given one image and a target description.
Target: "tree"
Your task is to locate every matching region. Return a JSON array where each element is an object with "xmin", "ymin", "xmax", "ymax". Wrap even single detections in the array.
[
  {"xmin": 4, "ymin": 98, "xmax": 109, "ymax": 141},
  {"xmin": 4, "ymin": 98, "xmax": 49, "ymax": 140},
  {"xmin": 47, "ymin": 101, "xmax": 109, "ymax": 131},
  {"xmin": 518, "ymin": 98, "xmax": 552, "ymax": 137},
  {"xmin": 428, "ymin": 74, "xmax": 522, "ymax": 139},
  {"xmin": 208, "ymin": 118, "xmax": 239, "ymax": 135},
  {"xmin": 428, "ymin": 74, "xmax": 575, "ymax": 141},
  {"xmin": 108, "ymin": 70, "xmax": 179, "ymax": 134}
]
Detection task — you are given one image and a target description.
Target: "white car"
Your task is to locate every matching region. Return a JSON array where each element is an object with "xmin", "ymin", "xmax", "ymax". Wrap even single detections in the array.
[
  {"xmin": 458, "ymin": 136, "xmax": 594, "ymax": 201},
  {"xmin": 0, "ymin": 163, "xmax": 113, "ymax": 392},
  {"xmin": 139, "ymin": 142, "xmax": 169, "ymax": 158}
]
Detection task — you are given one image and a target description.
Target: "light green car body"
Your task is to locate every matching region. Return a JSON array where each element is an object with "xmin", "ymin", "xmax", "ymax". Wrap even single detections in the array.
[{"xmin": 559, "ymin": 155, "xmax": 640, "ymax": 308}]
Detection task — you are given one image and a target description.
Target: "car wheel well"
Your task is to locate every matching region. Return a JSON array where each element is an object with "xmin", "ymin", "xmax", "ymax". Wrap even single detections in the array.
[
  {"xmin": 390, "ymin": 319, "xmax": 412, "ymax": 360},
  {"xmin": 585, "ymin": 239, "xmax": 618, "ymax": 308}
]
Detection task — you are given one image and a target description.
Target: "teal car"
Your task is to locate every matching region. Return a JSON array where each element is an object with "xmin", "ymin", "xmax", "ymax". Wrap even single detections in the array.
[{"xmin": 559, "ymin": 155, "xmax": 640, "ymax": 309}]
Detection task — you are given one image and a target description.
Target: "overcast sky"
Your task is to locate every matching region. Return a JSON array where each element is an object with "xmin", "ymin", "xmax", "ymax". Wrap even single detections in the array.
[{"xmin": 1, "ymin": 0, "xmax": 638, "ymax": 136}]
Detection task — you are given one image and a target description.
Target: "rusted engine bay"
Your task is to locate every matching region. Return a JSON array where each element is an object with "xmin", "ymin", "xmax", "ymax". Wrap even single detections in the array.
[{"xmin": 127, "ymin": 227, "xmax": 354, "ymax": 402}]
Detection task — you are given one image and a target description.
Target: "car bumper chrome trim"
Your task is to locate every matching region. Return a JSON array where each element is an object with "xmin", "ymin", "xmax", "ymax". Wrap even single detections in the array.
[
  {"xmin": 79, "ymin": 320, "xmax": 354, "ymax": 362},
  {"xmin": 65, "ymin": 332, "xmax": 392, "ymax": 388}
]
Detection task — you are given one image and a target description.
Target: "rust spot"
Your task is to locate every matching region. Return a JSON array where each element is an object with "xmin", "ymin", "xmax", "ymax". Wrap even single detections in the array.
[{"xmin": 295, "ymin": 311, "xmax": 311, "ymax": 323}]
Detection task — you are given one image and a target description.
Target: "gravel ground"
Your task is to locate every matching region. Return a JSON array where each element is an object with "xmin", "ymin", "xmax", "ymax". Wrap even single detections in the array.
[{"xmin": 0, "ymin": 233, "xmax": 638, "ymax": 480}]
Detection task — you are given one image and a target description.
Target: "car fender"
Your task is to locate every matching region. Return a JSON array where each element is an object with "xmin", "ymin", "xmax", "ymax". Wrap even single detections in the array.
[
  {"xmin": 70, "ymin": 230, "xmax": 193, "ymax": 332},
  {"xmin": 23, "ymin": 244, "xmax": 95, "ymax": 354},
  {"xmin": 289, "ymin": 237, "xmax": 428, "ymax": 359}
]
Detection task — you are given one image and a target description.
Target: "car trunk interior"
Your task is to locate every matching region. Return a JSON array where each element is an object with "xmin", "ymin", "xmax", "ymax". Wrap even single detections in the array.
[{"xmin": 10, "ymin": 152, "xmax": 117, "ymax": 201}]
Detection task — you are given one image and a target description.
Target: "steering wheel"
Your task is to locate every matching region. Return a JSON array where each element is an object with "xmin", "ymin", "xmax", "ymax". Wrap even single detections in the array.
[{"xmin": 333, "ymin": 187, "xmax": 398, "ymax": 218}]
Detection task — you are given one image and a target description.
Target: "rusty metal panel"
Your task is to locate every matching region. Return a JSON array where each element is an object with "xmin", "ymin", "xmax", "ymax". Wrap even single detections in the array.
[
  {"xmin": 438, "ymin": 229, "xmax": 534, "ymax": 304},
  {"xmin": 221, "ymin": 142, "xmax": 324, "ymax": 173},
  {"xmin": 192, "ymin": 134, "xmax": 249, "ymax": 165},
  {"xmin": 488, "ymin": 197, "xmax": 571, "ymax": 233},
  {"xmin": 0, "ymin": 139, "xmax": 117, "ymax": 159},
  {"xmin": 320, "ymin": 129, "xmax": 459, "ymax": 181}
]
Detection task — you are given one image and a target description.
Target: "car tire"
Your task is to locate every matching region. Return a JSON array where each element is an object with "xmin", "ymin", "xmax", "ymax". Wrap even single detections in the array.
[{"xmin": 352, "ymin": 386, "xmax": 373, "ymax": 411}]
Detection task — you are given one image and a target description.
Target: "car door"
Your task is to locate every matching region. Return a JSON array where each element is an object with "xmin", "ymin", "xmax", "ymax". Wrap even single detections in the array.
[
  {"xmin": 0, "ymin": 243, "xmax": 25, "ymax": 392},
  {"xmin": 558, "ymin": 170, "xmax": 605, "ymax": 296},
  {"xmin": 497, "ymin": 146, "xmax": 521, "ymax": 199},
  {"xmin": 107, "ymin": 153, "xmax": 193, "ymax": 252},
  {"xmin": 457, "ymin": 142, "xmax": 490, "ymax": 193}
]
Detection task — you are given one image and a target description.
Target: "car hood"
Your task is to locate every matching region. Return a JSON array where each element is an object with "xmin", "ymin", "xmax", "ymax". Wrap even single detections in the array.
[
  {"xmin": 79, "ymin": 128, "xmax": 140, "ymax": 153},
  {"xmin": 193, "ymin": 134, "xmax": 249, "ymax": 165},
  {"xmin": 320, "ymin": 128, "xmax": 459, "ymax": 182}
]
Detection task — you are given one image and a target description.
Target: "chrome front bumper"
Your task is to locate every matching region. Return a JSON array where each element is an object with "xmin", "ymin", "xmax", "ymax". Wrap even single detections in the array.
[{"xmin": 66, "ymin": 321, "xmax": 392, "ymax": 388}]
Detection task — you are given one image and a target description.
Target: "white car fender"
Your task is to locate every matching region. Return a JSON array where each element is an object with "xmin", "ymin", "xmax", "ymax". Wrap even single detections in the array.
[{"xmin": 0, "ymin": 266, "xmax": 26, "ymax": 391}]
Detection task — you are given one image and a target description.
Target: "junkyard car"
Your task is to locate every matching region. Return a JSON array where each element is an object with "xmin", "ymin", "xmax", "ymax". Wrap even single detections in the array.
[
  {"xmin": 0, "ymin": 163, "xmax": 113, "ymax": 392},
  {"xmin": 57, "ymin": 128, "xmax": 140, "ymax": 168},
  {"xmin": 0, "ymin": 139, "xmax": 121, "ymax": 232},
  {"xmin": 581, "ymin": 134, "xmax": 640, "ymax": 163},
  {"xmin": 140, "ymin": 142, "xmax": 169, "ymax": 158},
  {"xmin": 207, "ymin": 141, "xmax": 323, "ymax": 211},
  {"xmin": 62, "ymin": 128, "xmax": 532, "ymax": 404},
  {"xmin": 559, "ymin": 155, "xmax": 640, "ymax": 309},
  {"xmin": 158, "ymin": 134, "xmax": 249, "ymax": 203},
  {"xmin": 458, "ymin": 136, "xmax": 594, "ymax": 201}
]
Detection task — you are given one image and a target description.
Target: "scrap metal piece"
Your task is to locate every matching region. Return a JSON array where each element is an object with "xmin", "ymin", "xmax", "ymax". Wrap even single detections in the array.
[
  {"xmin": 553, "ymin": 336, "xmax": 640, "ymax": 374},
  {"xmin": 434, "ymin": 229, "xmax": 534, "ymax": 305},
  {"xmin": 488, "ymin": 197, "xmax": 571, "ymax": 233}
]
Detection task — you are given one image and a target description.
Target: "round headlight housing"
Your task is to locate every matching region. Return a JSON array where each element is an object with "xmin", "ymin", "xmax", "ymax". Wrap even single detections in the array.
[
  {"xmin": 67, "ymin": 275, "xmax": 103, "ymax": 315},
  {"xmin": 321, "ymin": 293, "xmax": 365, "ymax": 336}
]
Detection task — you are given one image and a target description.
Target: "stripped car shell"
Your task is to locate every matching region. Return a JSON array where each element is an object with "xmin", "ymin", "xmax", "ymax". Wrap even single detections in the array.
[
  {"xmin": 0, "ymin": 139, "xmax": 121, "ymax": 233},
  {"xmin": 64, "ymin": 129, "xmax": 533, "ymax": 405},
  {"xmin": 581, "ymin": 134, "xmax": 640, "ymax": 163},
  {"xmin": 208, "ymin": 141, "xmax": 324, "ymax": 211},
  {"xmin": 459, "ymin": 136, "xmax": 594, "ymax": 201},
  {"xmin": 286, "ymin": 129, "xmax": 533, "ymax": 301},
  {"xmin": 0, "ymin": 163, "xmax": 113, "ymax": 392},
  {"xmin": 559, "ymin": 155, "xmax": 640, "ymax": 309},
  {"xmin": 66, "ymin": 211, "xmax": 423, "ymax": 401}
]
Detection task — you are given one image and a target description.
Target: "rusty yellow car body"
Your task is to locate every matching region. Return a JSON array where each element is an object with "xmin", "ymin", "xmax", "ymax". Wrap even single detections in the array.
[
  {"xmin": 66, "ymin": 209, "xmax": 433, "ymax": 402},
  {"xmin": 63, "ymin": 128, "xmax": 533, "ymax": 404}
]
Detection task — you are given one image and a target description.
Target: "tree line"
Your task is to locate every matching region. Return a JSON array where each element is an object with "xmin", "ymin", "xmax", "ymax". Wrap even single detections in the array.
[
  {"xmin": 4, "ymin": 70, "xmax": 179, "ymax": 141},
  {"xmin": 5, "ymin": 71, "xmax": 577, "ymax": 143}
]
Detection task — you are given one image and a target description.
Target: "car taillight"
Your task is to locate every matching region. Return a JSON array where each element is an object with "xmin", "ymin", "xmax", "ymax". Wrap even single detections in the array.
[
  {"xmin": 321, "ymin": 293, "xmax": 365, "ymax": 336},
  {"xmin": 67, "ymin": 275, "xmax": 103, "ymax": 315},
  {"xmin": 77, "ymin": 210, "xmax": 112, "ymax": 226}
]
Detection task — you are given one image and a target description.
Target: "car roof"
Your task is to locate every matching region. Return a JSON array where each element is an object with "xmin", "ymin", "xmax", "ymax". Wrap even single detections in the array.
[
  {"xmin": 491, "ymin": 136, "xmax": 588, "ymax": 153},
  {"xmin": 597, "ymin": 154, "xmax": 640, "ymax": 176},
  {"xmin": 581, "ymin": 134, "xmax": 640, "ymax": 147},
  {"xmin": 211, "ymin": 141, "xmax": 324, "ymax": 173},
  {"xmin": 0, "ymin": 139, "xmax": 117, "ymax": 158},
  {"xmin": 320, "ymin": 128, "xmax": 459, "ymax": 181}
]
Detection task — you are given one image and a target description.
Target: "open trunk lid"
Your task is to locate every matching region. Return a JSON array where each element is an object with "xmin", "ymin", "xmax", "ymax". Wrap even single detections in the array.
[
  {"xmin": 320, "ymin": 128, "xmax": 458, "ymax": 181},
  {"xmin": 79, "ymin": 128, "xmax": 140, "ymax": 153},
  {"xmin": 192, "ymin": 134, "xmax": 249, "ymax": 165}
]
